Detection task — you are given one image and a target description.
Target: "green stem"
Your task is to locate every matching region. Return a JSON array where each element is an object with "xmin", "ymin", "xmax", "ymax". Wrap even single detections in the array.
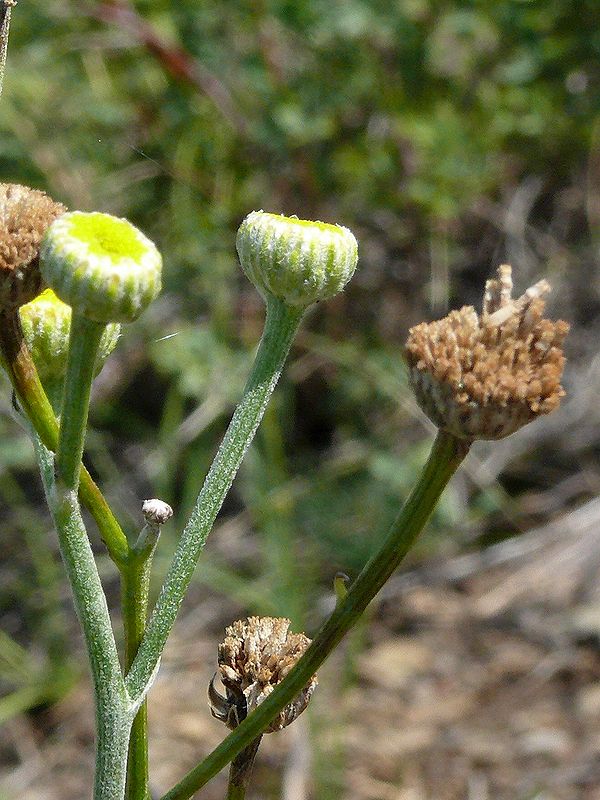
[
  {"xmin": 159, "ymin": 430, "xmax": 470, "ymax": 800},
  {"xmin": 38, "ymin": 310, "xmax": 137, "ymax": 797},
  {"xmin": 58, "ymin": 312, "xmax": 105, "ymax": 490},
  {"xmin": 0, "ymin": 309, "xmax": 130, "ymax": 565},
  {"xmin": 226, "ymin": 737, "xmax": 262, "ymax": 800},
  {"xmin": 123, "ymin": 556, "xmax": 153, "ymax": 800},
  {"xmin": 126, "ymin": 295, "xmax": 304, "ymax": 701},
  {"xmin": 35, "ymin": 438, "xmax": 133, "ymax": 800},
  {"xmin": 127, "ymin": 697, "xmax": 150, "ymax": 800}
]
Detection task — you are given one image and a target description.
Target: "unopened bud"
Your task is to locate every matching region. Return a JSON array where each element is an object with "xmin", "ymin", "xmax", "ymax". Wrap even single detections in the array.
[
  {"xmin": 18, "ymin": 289, "xmax": 120, "ymax": 386},
  {"xmin": 236, "ymin": 211, "xmax": 358, "ymax": 308},
  {"xmin": 142, "ymin": 498, "xmax": 173, "ymax": 526},
  {"xmin": 40, "ymin": 212, "xmax": 162, "ymax": 324}
]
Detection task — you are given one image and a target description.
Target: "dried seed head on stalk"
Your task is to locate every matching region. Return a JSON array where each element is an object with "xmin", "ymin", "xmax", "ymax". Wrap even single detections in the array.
[
  {"xmin": 406, "ymin": 265, "xmax": 569, "ymax": 440},
  {"xmin": 209, "ymin": 616, "xmax": 317, "ymax": 732},
  {"xmin": 0, "ymin": 183, "xmax": 66, "ymax": 310}
]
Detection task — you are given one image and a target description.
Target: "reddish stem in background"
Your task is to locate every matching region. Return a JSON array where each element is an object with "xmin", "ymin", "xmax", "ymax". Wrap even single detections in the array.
[{"xmin": 94, "ymin": 0, "xmax": 247, "ymax": 135}]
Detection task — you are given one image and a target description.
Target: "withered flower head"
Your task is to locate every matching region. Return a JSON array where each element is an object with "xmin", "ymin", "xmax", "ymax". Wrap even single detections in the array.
[
  {"xmin": 0, "ymin": 183, "xmax": 66, "ymax": 310},
  {"xmin": 406, "ymin": 265, "xmax": 569, "ymax": 440},
  {"xmin": 209, "ymin": 616, "xmax": 317, "ymax": 733}
]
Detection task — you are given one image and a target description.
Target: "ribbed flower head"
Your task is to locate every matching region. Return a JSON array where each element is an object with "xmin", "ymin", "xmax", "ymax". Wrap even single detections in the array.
[
  {"xmin": 209, "ymin": 616, "xmax": 317, "ymax": 732},
  {"xmin": 236, "ymin": 211, "xmax": 358, "ymax": 308},
  {"xmin": 18, "ymin": 289, "xmax": 120, "ymax": 386},
  {"xmin": 40, "ymin": 212, "xmax": 162, "ymax": 324},
  {"xmin": 0, "ymin": 183, "xmax": 66, "ymax": 310},
  {"xmin": 406, "ymin": 265, "xmax": 569, "ymax": 440}
]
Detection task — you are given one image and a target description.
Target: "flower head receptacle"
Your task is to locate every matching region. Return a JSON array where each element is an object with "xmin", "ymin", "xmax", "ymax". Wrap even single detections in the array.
[
  {"xmin": 18, "ymin": 289, "xmax": 120, "ymax": 387},
  {"xmin": 236, "ymin": 211, "xmax": 358, "ymax": 308},
  {"xmin": 0, "ymin": 183, "xmax": 66, "ymax": 310},
  {"xmin": 209, "ymin": 616, "xmax": 317, "ymax": 732},
  {"xmin": 406, "ymin": 265, "xmax": 569, "ymax": 440},
  {"xmin": 40, "ymin": 212, "xmax": 162, "ymax": 324}
]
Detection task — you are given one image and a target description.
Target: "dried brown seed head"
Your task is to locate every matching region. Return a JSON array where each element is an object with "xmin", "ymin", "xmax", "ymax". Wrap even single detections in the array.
[
  {"xmin": 405, "ymin": 265, "xmax": 569, "ymax": 440},
  {"xmin": 209, "ymin": 616, "xmax": 317, "ymax": 732},
  {"xmin": 0, "ymin": 183, "xmax": 66, "ymax": 310}
]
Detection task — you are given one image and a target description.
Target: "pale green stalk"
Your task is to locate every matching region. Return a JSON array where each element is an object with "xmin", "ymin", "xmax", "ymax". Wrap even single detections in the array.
[
  {"xmin": 123, "ymin": 533, "xmax": 160, "ymax": 800},
  {"xmin": 159, "ymin": 430, "xmax": 470, "ymax": 800},
  {"xmin": 35, "ymin": 438, "xmax": 133, "ymax": 800},
  {"xmin": 125, "ymin": 295, "xmax": 304, "ymax": 702},
  {"xmin": 53, "ymin": 310, "xmax": 137, "ymax": 799},
  {"xmin": 58, "ymin": 313, "xmax": 106, "ymax": 489}
]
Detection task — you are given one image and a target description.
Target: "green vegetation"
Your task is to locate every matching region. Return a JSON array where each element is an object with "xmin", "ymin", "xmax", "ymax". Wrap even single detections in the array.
[{"xmin": 0, "ymin": 1, "xmax": 598, "ymax": 797}]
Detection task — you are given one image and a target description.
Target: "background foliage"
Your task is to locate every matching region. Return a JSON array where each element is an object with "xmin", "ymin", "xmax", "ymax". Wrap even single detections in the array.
[{"xmin": 1, "ymin": 0, "xmax": 599, "ymax": 796}]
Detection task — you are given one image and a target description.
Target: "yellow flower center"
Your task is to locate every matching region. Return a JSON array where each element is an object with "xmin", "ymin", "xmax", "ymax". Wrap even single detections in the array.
[{"xmin": 67, "ymin": 213, "xmax": 146, "ymax": 262}]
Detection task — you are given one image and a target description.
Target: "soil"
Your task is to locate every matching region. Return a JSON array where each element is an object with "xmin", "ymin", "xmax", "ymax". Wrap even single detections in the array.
[{"xmin": 3, "ymin": 536, "xmax": 600, "ymax": 800}]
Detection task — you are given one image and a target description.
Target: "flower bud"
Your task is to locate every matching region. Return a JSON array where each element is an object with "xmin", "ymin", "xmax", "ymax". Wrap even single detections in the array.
[
  {"xmin": 236, "ymin": 211, "xmax": 358, "ymax": 308},
  {"xmin": 0, "ymin": 183, "xmax": 66, "ymax": 310},
  {"xmin": 40, "ymin": 212, "xmax": 162, "ymax": 324},
  {"xmin": 18, "ymin": 289, "xmax": 120, "ymax": 385},
  {"xmin": 209, "ymin": 616, "xmax": 317, "ymax": 732},
  {"xmin": 406, "ymin": 265, "xmax": 569, "ymax": 440},
  {"xmin": 142, "ymin": 498, "xmax": 173, "ymax": 526}
]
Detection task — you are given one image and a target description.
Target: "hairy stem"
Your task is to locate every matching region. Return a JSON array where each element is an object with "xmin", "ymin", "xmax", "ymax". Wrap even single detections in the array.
[
  {"xmin": 159, "ymin": 430, "xmax": 470, "ymax": 800},
  {"xmin": 38, "ymin": 312, "xmax": 137, "ymax": 798},
  {"xmin": 0, "ymin": 309, "xmax": 130, "ymax": 565},
  {"xmin": 123, "ymin": 552, "xmax": 155, "ymax": 800},
  {"xmin": 126, "ymin": 295, "xmax": 304, "ymax": 701},
  {"xmin": 58, "ymin": 313, "xmax": 105, "ymax": 490},
  {"xmin": 36, "ymin": 438, "xmax": 132, "ymax": 800}
]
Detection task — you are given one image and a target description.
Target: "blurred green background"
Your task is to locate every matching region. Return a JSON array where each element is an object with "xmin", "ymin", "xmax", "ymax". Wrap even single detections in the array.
[{"xmin": 0, "ymin": 0, "xmax": 599, "ymax": 797}]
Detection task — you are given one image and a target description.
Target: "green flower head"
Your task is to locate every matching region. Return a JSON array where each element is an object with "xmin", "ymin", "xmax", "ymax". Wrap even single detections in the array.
[
  {"xmin": 236, "ymin": 211, "xmax": 358, "ymax": 308},
  {"xmin": 40, "ymin": 212, "xmax": 162, "ymax": 324},
  {"xmin": 19, "ymin": 289, "xmax": 120, "ymax": 386}
]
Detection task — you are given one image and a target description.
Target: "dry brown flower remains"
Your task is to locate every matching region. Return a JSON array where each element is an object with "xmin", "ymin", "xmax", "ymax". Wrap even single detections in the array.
[
  {"xmin": 406, "ymin": 265, "xmax": 569, "ymax": 440},
  {"xmin": 0, "ymin": 183, "xmax": 66, "ymax": 309},
  {"xmin": 209, "ymin": 616, "xmax": 317, "ymax": 733}
]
